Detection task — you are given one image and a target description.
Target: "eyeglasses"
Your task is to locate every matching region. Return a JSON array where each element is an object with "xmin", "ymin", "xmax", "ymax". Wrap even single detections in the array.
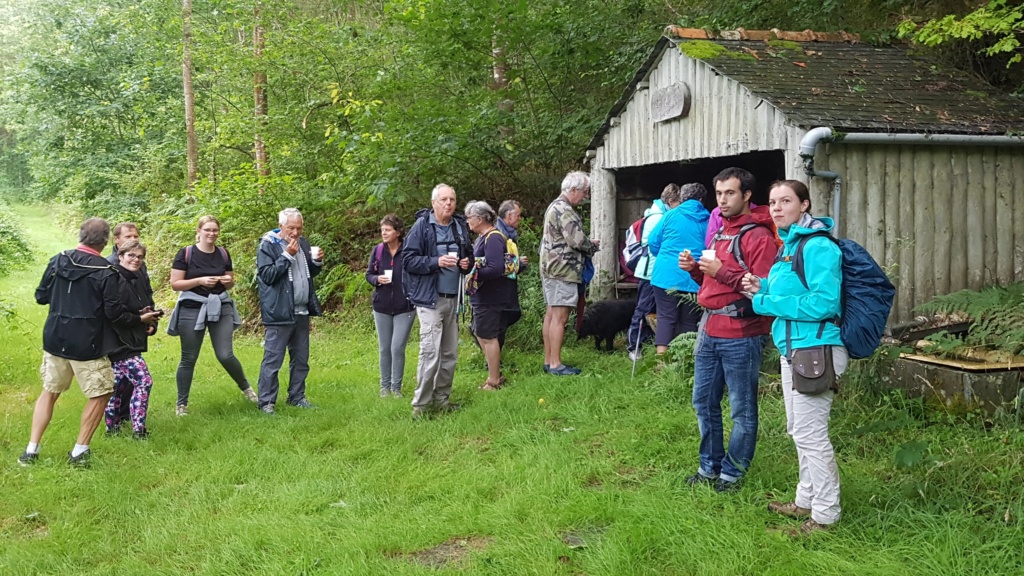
[{"xmin": 125, "ymin": 253, "xmax": 146, "ymax": 261}]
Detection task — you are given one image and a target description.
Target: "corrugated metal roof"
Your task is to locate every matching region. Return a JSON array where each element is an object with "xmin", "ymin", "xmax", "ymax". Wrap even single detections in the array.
[{"xmin": 587, "ymin": 33, "xmax": 1024, "ymax": 152}]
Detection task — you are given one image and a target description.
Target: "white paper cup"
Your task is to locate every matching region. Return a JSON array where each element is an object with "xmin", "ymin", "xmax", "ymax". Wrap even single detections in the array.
[
  {"xmin": 311, "ymin": 246, "xmax": 322, "ymax": 259},
  {"xmin": 448, "ymin": 251, "xmax": 459, "ymax": 258},
  {"xmin": 383, "ymin": 269, "xmax": 393, "ymax": 280},
  {"xmin": 701, "ymin": 249, "xmax": 717, "ymax": 262}
]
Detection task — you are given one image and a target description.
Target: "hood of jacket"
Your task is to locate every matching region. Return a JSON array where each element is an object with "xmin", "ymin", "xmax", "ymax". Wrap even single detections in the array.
[
  {"xmin": 779, "ymin": 214, "xmax": 834, "ymax": 247},
  {"xmin": 496, "ymin": 217, "xmax": 518, "ymax": 242},
  {"xmin": 644, "ymin": 199, "xmax": 667, "ymax": 218},
  {"xmin": 55, "ymin": 249, "xmax": 115, "ymax": 282},
  {"xmin": 676, "ymin": 198, "xmax": 710, "ymax": 222}
]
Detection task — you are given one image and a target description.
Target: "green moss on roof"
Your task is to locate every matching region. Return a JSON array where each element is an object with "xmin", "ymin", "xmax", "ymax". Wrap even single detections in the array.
[{"xmin": 680, "ymin": 40, "xmax": 755, "ymax": 61}]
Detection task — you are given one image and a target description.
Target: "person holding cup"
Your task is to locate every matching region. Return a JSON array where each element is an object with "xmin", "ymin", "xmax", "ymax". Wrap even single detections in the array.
[
  {"xmin": 255, "ymin": 208, "xmax": 324, "ymax": 415},
  {"xmin": 677, "ymin": 167, "xmax": 777, "ymax": 494},
  {"xmin": 366, "ymin": 214, "xmax": 415, "ymax": 398},
  {"xmin": 741, "ymin": 180, "xmax": 846, "ymax": 537}
]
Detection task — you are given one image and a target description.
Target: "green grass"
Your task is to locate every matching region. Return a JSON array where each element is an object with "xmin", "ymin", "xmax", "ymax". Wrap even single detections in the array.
[{"xmin": 1, "ymin": 204, "xmax": 1023, "ymax": 575}]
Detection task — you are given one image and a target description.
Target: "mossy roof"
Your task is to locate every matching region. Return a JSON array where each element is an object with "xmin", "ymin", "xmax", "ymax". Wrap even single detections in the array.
[
  {"xmin": 689, "ymin": 39, "xmax": 1024, "ymax": 136},
  {"xmin": 586, "ymin": 36, "xmax": 1024, "ymax": 153}
]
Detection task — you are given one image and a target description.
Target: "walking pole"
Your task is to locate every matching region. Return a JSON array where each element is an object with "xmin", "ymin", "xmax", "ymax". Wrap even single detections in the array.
[{"xmin": 630, "ymin": 313, "xmax": 642, "ymax": 379}]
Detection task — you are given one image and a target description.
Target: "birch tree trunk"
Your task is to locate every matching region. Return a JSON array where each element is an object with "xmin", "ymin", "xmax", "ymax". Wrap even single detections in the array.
[
  {"xmin": 182, "ymin": 0, "xmax": 198, "ymax": 187},
  {"xmin": 253, "ymin": 1, "xmax": 269, "ymax": 180}
]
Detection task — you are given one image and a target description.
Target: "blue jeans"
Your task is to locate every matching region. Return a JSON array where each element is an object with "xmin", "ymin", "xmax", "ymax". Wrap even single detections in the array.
[{"xmin": 692, "ymin": 331, "xmax": 767, "ymax": 482}]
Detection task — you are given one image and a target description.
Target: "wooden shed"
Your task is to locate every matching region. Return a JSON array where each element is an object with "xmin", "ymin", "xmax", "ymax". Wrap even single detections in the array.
[{"xmin": 585, "ymin": 26, "xmax": 1024, "ymax": 322}]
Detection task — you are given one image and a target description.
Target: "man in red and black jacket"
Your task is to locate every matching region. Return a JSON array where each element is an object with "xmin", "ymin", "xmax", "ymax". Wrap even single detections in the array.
[{"xmin": 679, "ymin": 167, "xmax": 778, "ymax": 493}]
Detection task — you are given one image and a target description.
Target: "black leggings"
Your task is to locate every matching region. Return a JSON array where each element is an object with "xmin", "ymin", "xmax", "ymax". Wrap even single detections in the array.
[{"xmin": 175, "ymin": 304, "xmax": 250, "ymax": 406}]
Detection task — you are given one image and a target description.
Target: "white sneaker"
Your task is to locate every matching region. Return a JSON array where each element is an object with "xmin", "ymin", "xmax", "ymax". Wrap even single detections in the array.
[{"xmin": 629, "ymin": 349, "xmax": 642, "ymax": 362}]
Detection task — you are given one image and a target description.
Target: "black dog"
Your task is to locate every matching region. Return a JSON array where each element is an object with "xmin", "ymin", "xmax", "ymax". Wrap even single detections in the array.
[{"xmin": 577, "ymin": 298, "xmax": 636, "ymax": 351}]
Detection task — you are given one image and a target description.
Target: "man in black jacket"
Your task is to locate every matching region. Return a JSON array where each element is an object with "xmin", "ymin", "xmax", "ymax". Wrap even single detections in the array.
[
  {"xmin": 255, "ymin": 208, "xmax": 324, "ymax": 415},
  {"xmin": 403, "ymin": 184, "xmax": 472, "ymax": 419},
  {"xmin": 19, "ymin": 218, "xmax": 121, "ymax": 468}
]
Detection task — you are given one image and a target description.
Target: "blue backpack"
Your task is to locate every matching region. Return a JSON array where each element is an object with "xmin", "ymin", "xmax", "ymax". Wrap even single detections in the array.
[{"xmin": 787, "ymin": 232, "xmax": 895, "ymax": 359}]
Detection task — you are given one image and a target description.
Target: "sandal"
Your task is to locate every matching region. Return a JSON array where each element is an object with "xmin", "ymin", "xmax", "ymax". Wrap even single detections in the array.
[
  {"xmin": 768, "ymin": 501, "xmax": 811, "ymax": 519},
  {"xmin": 479, "ymin": 381, "xmax": 502, "ymax": 391}
]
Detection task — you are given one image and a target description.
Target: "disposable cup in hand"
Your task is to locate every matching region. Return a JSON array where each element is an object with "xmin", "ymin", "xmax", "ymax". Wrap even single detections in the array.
[
  {"xmin": 701, "ymin": 249, "xmax": 717, "ymax": 262},
  {"xmin": 311, "ymin": 246, "xmax": 322, "ymax": 259},
  {"xmin": 383, "ymin": 269, "xmax": 393, "ymax": 280},
  {"xmin": 448, "ymin": 251, "xmax": 458, "ymax": 259}
]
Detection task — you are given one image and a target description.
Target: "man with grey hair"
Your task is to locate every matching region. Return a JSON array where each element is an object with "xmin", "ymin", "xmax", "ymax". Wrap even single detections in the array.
[
  {"xmin": 540, "ymin": 171, "xmax": 600, "ymax": 375},
  {"xmin": 495, "ymin": 200, "xmax": 527, "ymax": 350},
  {"xmin": 255, "ymin": 208, "xmax": 324, "ymax": 415},
  {"xmin": 19, "ymin": 217, "xmax": 121, "ymax": 468},
  {"xmin": 403, "ymin": 183, "xmax": 472, "ymax": 418}
]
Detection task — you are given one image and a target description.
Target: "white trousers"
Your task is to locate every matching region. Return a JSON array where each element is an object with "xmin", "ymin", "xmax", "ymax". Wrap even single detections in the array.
[{"xmin": 780, "ymin": 347, "xmax": 848, "ymax": 525}]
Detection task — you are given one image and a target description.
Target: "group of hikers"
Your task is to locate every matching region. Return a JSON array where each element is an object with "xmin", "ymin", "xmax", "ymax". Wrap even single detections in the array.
[{"xmin": 17, "ymin": 166, "xmax": 866, "ymax": 537}]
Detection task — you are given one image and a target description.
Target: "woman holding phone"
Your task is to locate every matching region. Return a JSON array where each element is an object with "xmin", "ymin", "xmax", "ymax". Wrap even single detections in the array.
[
  {"xmin": 106, "ymin": 240, "xmax": 161, "ymax": 438},
  {"xmin": 167, "ymin": 215, "xmax": 256, "ymax": 416}
]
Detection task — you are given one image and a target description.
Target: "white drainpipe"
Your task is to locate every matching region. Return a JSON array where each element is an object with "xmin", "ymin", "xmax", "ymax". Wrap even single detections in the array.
[{"xmin": 798, "ymin": 127, "xmax": 1024, "ymax": 233}]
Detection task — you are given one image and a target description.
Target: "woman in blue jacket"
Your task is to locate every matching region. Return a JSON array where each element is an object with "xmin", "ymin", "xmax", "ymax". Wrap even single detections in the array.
[
  {"xmin": 742, "ymin": 180, "xmax": 846, "ymax": 537},
  {"xmin": 647, "ymin": 183, "xmax": 709, "ymax": 355}
]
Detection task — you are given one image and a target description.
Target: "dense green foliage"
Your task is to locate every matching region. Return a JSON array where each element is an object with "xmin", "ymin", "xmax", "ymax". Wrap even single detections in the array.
[
  {"xmin": 915, "ymin": 282, "xmax": 1024, "ymax": 356},
  {"xmin": 0, "ymin": 0, "xmax": 1020, "ymax": 313}
]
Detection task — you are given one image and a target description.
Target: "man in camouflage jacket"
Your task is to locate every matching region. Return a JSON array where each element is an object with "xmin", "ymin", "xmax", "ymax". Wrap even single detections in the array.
[{"xmin": 540, "ymin": 171, "xmax": 600, "ymax": 376}]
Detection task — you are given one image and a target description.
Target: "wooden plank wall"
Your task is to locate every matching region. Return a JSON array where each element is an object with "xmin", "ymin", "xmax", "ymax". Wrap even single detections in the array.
[{"xmin": 825, "ymin": 144, "xmax": 1024, "ymax": 321}]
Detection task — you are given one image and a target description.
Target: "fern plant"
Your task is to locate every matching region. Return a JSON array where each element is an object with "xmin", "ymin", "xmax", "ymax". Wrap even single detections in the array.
[{"xmin": 914, "ymin": 283, "xmax": 1024, "ymax": 355}]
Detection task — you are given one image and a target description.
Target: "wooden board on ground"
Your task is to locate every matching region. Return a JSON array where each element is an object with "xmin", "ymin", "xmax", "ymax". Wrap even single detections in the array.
[{"xmin": 900, "ymin": 353, "xmax": 1024, "ymax": 372}]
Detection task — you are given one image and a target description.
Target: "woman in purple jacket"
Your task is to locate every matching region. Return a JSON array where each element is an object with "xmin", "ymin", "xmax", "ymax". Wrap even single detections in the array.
[
  {"xmin": 366, "ymin": 214, "xmax": 415, "ymax": 398},
  {"xmin": 465, "ymin": 201, "xmax": 513, "ymax": 390}
]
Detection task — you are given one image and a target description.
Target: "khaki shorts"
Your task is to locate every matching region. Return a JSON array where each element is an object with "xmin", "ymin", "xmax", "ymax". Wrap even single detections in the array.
[
  {"xmin": 40, "ymin": 352, "xmax": 114, "ymax": 398},
  {"xmin": 542, "ymin": 277, "xmax": 579, "ymax": 308}
]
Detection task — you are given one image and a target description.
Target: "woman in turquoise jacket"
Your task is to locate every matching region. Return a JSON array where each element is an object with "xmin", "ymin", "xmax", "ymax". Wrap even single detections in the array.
[
  {"xmin": 742, "ymin": 179, "xmax": 847, "ymax": 537},
  {"xmin": 647, "ymin": 183, "xmax": 709, "ymax": 355}
]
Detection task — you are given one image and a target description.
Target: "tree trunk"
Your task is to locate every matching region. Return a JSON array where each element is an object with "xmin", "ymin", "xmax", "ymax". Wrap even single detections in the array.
[
  {"xmin": 253, "ymin": 1, "xmax": 269, "ymax": 180},
  {"xmin": 492, "ymin": 31, "xmax": 513, "ymax": 139},
  {"xmin": 182, "ymin": 0, "xmax": 198, "ymax": 187}
]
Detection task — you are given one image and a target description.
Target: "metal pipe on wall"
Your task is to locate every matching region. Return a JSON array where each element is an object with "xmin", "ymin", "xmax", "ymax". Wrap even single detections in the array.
[{"xmin": 797, "ymin": 127, "xmax": 1024, "ymax": 235}]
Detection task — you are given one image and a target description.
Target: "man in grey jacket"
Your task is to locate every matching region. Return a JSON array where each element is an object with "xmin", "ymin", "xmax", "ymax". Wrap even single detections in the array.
[{"xmin": 255, "ymin": 208, "xmax": 324, "ymax": 415}]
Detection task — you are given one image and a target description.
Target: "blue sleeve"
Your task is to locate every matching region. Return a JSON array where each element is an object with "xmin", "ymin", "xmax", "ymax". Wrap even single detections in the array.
[
  {"xmin": 647, "ymin": 216, "xmax": 666, "ymax": 257},
  {"xmin": 403, "ymin": 219, "xmax": 439, "ymax": 275},
  {"xmin": 753, "ymin": 238, "xmax": 842, "ymax": 322},
  {"xmin": 256, "ymin": 239, "xmax": 291, "ymax": 286}
]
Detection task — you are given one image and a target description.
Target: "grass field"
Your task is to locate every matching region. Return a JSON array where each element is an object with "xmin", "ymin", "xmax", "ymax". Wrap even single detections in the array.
[{"xmin": 1, "ymin": 204, "xmax": 1022, "ymax": 575}]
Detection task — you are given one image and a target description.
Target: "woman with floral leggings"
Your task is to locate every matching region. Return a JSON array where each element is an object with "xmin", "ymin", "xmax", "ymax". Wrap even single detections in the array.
[{"xmin": 106, "ymin": 240, "xmax": 162, "ymax": 438}]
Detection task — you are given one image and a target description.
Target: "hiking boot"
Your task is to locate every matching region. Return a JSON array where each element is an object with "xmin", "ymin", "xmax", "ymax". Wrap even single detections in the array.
[
  {"xmin": 768, "ymin": 501, "xmax": 811, "ymax": 519},
  {"xmin": 411, "ymin": 407, "xmax": 427, "ymax": 420},
  {"xmin": 391, "ymin": 389, "xmax": 403, "ymax": 398},
  {"xmin": 628, "ymin": 349, "xmax": 642, "ymax": 362},
  {"xmin": 133, "ymin": 429, "xmax": 149, "ymax": 440},
  {"xmin": 784, "ymin": 519, "xmax": 832, "ymax": 537},
  {"xmin": 176, "ymin": 405, "xmax": 188, "ymax": 417},
  {"xmin": 17, "ymin": 451, "xmax": 38, "ymax": 467},
  {"xmin": 67, "ymin": 450, "xmax": 91, "ymax": 469},
  {"xmin": 380, "ymin": 388, "xmax": 389, "ymax": 398},
  {"xmin": 242, "ymin": 387, "xmax": 258, "ymax": 403},
  {"xmin": 288, "ymin": 398, "xmax": 316, "ymax": 409},
  {"xmin": 685, "ymin": 473, "xmax": 717, "ymax": 487},
  {"xmin": 260, "ymin": 404, "xmax": 276, "ymax": 416},
  {"xmin": 105, "ymin": 425, "xmax": 122, "ymax": 437},
  {"xmin": 436, "ymin": 402, "xmax": 461, "ymax": 414},
  {"xmin": 713, "ymin": 479, "xmax": 740, "ymax": 493}
]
